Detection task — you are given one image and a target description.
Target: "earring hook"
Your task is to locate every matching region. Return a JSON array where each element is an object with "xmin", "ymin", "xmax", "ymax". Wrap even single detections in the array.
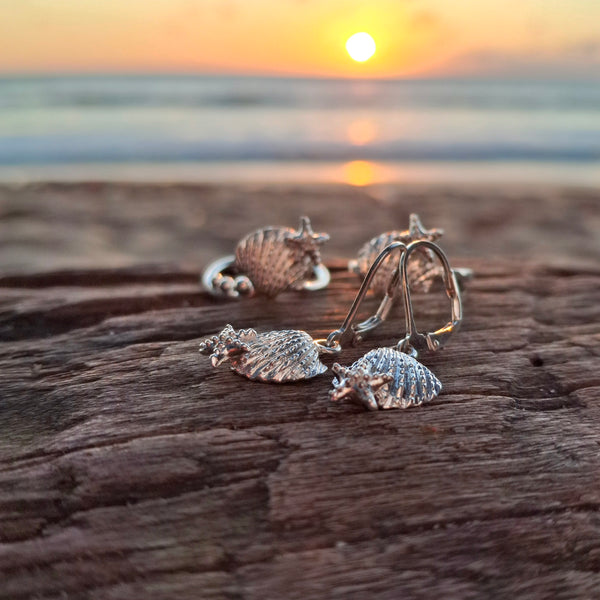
[
  {"xmin": 315, "ymin": 241, "xmax": 408, "ymax": 354},
  {"xmin": 398, "ymin": 240, "xmax": 463, "ymax": 356}
]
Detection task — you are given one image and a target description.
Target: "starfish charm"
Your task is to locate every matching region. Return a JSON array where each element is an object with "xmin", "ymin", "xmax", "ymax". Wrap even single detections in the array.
[
  {"xmin": 330, "ymin": 363, "xmax": 393, "ymax": 411},
  {"xmin": 285, "ymin": 216, "xmax": 330, "ymax": 264},
  {"xmin": 408, "ymin": 213, "xmax": 444, "ymax": 242},
  {"xmin": 199, "ymin": 324, "xmax": 256, "ymax": 367}
]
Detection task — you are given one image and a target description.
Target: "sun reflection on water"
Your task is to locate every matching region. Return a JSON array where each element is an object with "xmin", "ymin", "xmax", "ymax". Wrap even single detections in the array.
[
  {"xmin": 346, "ymin": 119, "xmax": 378, "ymax": 146},
  {"xmin": 343, "ymin": 160, "xmax": 376, "ymax": 186}
]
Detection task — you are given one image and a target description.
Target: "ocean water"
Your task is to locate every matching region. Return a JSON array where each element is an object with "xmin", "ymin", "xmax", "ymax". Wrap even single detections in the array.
[{"xmin": 0, "ymin": 75, "xmax": 599, "ymax": 184}]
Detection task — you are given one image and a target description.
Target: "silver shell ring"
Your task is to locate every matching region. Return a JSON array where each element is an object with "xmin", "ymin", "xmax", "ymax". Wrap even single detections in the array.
[{"xmin": 201, "ymin": 216, "xmax": 330, "ymax": 299}]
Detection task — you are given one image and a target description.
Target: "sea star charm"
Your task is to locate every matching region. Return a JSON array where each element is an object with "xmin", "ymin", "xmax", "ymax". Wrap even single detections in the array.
[
  {"xmin": 199, "ymin": 324, "xmax": 256, "ymax": 367},
  {"xmin": 284, "ymin": 216, "xmax": 330, "ymax": 265},
  {"xmin": 407, "ymin": 213, "xmax": 443, "ymax": 243},
  {"xmin": 330, "ymin": 363, "xmax": 393, "ymax": 411}
]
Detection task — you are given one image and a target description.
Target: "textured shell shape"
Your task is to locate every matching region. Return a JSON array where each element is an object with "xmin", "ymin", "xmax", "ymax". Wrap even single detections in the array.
[
  {"xmin": 230, "ymin": 329, "xmax": 327, "ymax": 382},
  {"xmin": 235, "ymin": 218, "xmax": 328, "ymax": 297},
  {"xmin": 200, "ymin": 325, "xmax": 327, "ymax": 382},
  {"xmin": 349, "ymin": 215, "xmax": 443, "ymax": 296},
  {"xmin": 332, "ymin": 347, "xmax": 442, "ymax": 410},
  {"xmin": 350, "ymin": 231, "xmax": 441, "ymax": 296}
]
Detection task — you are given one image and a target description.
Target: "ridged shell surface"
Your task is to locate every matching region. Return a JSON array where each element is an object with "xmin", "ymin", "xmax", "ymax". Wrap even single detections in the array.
[
  {"xmin": 351, "ymin": 231, "xmax": 441, "ymax": 295},
  {"xmin": 230, "ymin": 329, "xmax": 327, "ymax": 382},
  {"xmin": 235, "ymin": 227, "xmax": 312, "ymax": 297},
  {"xmin": 335, "ymin": 347, "xmax": 442, "ymax": 409}
]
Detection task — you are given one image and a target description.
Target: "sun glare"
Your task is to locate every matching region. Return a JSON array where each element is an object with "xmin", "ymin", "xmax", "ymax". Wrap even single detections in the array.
[{"xmin": 345, "ymin": 32, "xmax": 376, "ymax": 63}]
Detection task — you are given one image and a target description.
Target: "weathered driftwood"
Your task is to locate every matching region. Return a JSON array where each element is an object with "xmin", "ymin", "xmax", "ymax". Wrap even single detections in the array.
[{"xmin": 0, "ymin": 183, "xmax": 599, "ymax": 599}]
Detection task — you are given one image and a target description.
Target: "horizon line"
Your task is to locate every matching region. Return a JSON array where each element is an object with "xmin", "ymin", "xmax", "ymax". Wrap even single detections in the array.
[{"xmin": 1, "ymin": 70, "xmax": 599, "ymax": 84}]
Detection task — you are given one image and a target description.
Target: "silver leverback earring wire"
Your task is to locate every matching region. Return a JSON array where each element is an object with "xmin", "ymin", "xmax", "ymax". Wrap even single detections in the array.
[
  {"xmin": 198, "ymin": 242, "xmax": 408, "ymax": 383},
  {"xmin": 202, "ymin": 216, "xmax": 331, "ymax": 299},
  {"xmin": 398, "ymin": 240, "xmax": 462, "ymax": 356},
  {"xmin": 314, "ymin": 241, "xmax": 407, "ymax": 354},
  {"xmin": 348, "ymin": 213, "xmax": 472, "ymax": 296},
  {"xmin": 330, "ymin": 239, "xmax": 465, "ymax": 411}
]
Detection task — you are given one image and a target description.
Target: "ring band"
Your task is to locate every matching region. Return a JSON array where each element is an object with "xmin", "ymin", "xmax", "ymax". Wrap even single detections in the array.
[{"xmin": 202, "ymin": 255, "xmax": 330, "ymax": 297}]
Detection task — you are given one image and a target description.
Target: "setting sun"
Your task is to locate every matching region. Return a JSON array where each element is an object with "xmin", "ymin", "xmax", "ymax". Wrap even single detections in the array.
[{"xmin": 345, "ymin": 32, "xmax": 376, "ymax": 63}]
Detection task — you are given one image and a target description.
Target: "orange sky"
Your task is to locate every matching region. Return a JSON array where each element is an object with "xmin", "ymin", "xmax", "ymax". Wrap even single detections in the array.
[{"xmin": 1, "ymin": 0, "xmax": 600, "ymax": 78}]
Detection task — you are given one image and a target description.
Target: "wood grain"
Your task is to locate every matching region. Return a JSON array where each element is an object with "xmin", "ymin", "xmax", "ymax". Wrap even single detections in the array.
[{"xmin": 0, "ymin": 183, "xmax": 599, "ymax": 599}]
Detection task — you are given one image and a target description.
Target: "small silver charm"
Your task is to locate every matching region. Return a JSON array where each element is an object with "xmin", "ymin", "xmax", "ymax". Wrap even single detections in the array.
[
  {"xmin": 348, "ymin": 213, "xmax": 444, "ymax": 295},
  {"xmin": 329, "ymin": 238, "xmax": 465, "ymax": 411},
  {"xmin": 202, "ymin": 217, "xmax": 330, "ymax": 299},
  {"xmin": 330, "ymin": 348, "xmax": 442, "ymax": 411},
  {"xmin": 199, "ymin": 324, "xmax": 327, "ymax": 382}
]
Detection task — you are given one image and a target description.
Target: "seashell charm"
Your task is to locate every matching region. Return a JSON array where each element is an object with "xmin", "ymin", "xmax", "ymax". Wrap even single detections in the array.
[
  {"xmin": 348, "ymin": 214, "xmax": 443, "ymax": 296},
  {"xmin": 234, "ymin": 217, "xmax": 329, "ymax": 297},
  {"xmin": 199, "ymin": 324, "xmax": 327, "ymax": 382},
  {"xmin": 330, "ymin": 347, "xmax": 442, "ymax": 410}
]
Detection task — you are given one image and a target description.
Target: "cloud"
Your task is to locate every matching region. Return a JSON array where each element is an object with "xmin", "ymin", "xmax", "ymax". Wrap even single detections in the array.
[
  {"xmin": 567, "ymin": 39, "xmax": 600, "ymax": 59},
  {"xmin": 435, "ymin": 44, "xmax": 600, "ymax": 79},
  {"xmin": 410, "ymin": 10, "xmax": 439, "ymax": 29},
  {"xmin": 410, "ymin": 10, "xmax": 440, "ymax": 29}
]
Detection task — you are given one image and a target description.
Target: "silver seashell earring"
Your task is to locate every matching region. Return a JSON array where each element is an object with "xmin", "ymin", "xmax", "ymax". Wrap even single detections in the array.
[
  {"xmin": 348, "ymin": 213, "xmax": 472, "ymax": 296},
  {"xmin": 330, "ymin": 239, "xmax": 464, "ymax": 410},
  {"xmin": 198, "ymin": 325, "xmax": 327, "ymax": 383},
  {"xmin": 199, "ymin": 242, "xmax": 409, "ymax": 383},
  {"xmin": 202, "ymin": 216, "xmax": 330, "ymax": 299}
]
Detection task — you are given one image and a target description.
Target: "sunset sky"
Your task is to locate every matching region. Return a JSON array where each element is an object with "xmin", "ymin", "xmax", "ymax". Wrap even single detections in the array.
[{"xmin": 2, "ymin": 0, "xmax": 600, "ymax": 78}]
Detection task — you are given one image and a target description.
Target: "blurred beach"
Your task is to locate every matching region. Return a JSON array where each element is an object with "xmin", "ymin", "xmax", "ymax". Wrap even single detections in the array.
[{"xmin": 1, "ymin": 75, "xmax": 599, "ymax": 185}]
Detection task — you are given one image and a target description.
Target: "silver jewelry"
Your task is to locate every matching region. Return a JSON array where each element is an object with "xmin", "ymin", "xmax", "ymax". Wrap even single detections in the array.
[
  {"xmin": 330, "ymin": 349, "xmax": 442, "ymax": 410},
  {"xmin": 198, "ymin": 325, "xmax": 327, "ymax": 382},
  {"xmin": 330, "ymin": 240, "xmax": 464, "ymax": 410},
  {"xmin": 348, "ymin": 213, "xmax": 472, "ymax": 295},
  {"xmin": 202, "ymin": 216, "xmax": 330, "ymax": 299},
  {"xmin": 199, "ymin": 242, "xmax": 408, "ymax": 383}
]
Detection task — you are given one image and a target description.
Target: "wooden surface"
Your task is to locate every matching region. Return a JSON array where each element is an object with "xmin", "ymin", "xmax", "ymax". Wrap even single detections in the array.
[{"xmin": 1, "ymin": 183, "xmax": 599, "ymax": 599}]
